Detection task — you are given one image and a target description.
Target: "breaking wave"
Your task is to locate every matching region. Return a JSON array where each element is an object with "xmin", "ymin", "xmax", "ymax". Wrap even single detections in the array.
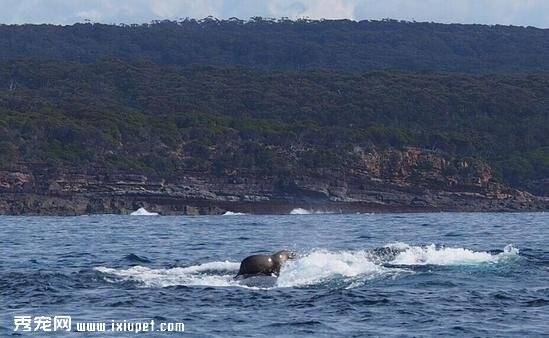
[
  {"xmin": 222, "ymin": 211, "xmax": 248, "ymax": 216},
  {"xmin": 95, "ymin": 244, "xmax": 519, "ymax": 289},
  {"xmin": 96, "ymin": 261, "xmax": 241, "ymax": 288},
  {"xmin": 289, "ymin": 208, "xmax": 311, "ymax": 215},
  {"xmin": 276, "ymin": 250, "xmax": 391, "ymax": 287},
  {"xmin": 387, "ymin": 243, "xmax": 519, "ymax": 266},
  {"xmin": 130, "ymin": 207, "xmax": 159, "ymax": 216},
  {"xmin": 289, "ymin": 208, "xmax": 335, "ymax": 215}
]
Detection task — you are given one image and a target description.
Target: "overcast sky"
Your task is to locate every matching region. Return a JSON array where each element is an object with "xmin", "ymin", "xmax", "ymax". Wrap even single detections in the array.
[{"xmin": 0, "ymin": 0, "xmax": 547, "ymax": 28}]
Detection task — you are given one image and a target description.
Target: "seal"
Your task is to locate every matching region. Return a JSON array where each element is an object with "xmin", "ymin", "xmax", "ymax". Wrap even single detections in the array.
[{"xmin": 235, "ymin": 250, "xmax": 296, "ymax": 279}]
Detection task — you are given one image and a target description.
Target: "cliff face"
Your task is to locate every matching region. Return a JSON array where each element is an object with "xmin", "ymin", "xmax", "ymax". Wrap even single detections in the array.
[
  {"xmin": 0, "ymin": 147, "xmax": 545, "ymax": 215},
  {"xmin": 2, "ymin": 62, "xmax": 547, "ymax": 198}
]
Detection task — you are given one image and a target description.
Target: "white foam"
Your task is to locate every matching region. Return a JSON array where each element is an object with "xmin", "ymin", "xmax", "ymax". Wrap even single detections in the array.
[
  {"xmin": 95, "ymin": 261, "xmax": 241, "ymax": 288},
  {"xmin": 289, "ymin": 208, "xmax": 334, "ymax": 215},
  {"xmin": 130, "ymin": 207, "xmax": 159, "ymax": 216},
  {"xmin": 222, "ymin": 211, "xmax": 248, "ymax": 216},
  {"xmin": 277, "ymin": 250, "xmax": 388, "ymax": 287},
  {"xmin": 390, "ymin": 244, "xmax": 519, "ymax": 266},
  {"xmin": 95, "ymin": 244, "xmax": 519, "ymax": 289},
  {"xmin": 289, "ymin": 208, "xmax": 311, "ymax": 215}
]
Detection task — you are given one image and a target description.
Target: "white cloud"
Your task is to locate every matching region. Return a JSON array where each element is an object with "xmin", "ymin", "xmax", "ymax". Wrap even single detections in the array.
[
  {"xmin": 266, "ymin": 0, "xmax": 355, "ymax": 20},
  {"xmin": 147, "ymin": 0, "xmax": 221, "ymax": 19},
  {"xmin": 0, "ymin": 0, "xmax": 547, "ymax": 27},
  {"xmin": 76, "ymin": 9, "xmax": 103, "ymax": 22},
  {"xmin": 353, "ymin": 0, "xmax": 549, "ymax": 27}
]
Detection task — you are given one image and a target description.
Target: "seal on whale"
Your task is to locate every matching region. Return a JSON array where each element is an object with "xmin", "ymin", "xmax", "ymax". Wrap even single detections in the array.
[{"xmin": 235, "ymin": 250, "xmax": 296, "ymax": 279}]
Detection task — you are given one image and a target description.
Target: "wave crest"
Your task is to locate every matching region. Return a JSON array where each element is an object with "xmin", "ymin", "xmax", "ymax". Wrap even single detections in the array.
[
  {"xmin": 95, "ymin": 244, "xmax": 519, "ymax": 289},
  {"xmin": 130, "ymin": 207, "xmax": 159, "ymax": 216},
  {"xmin": 95, "ymin": 261, "xmax": 240, "ymax": 288},
  {"xmin": 388, "ymin": 243, "xmax": 519, "ymax": 266},
  {"xmin": 277, "ymin": 250, "xmax": 388, "ymax": 287},
  {"xmin": 289, "ymin": 208, "xmax": 334, "ymax": 215}
]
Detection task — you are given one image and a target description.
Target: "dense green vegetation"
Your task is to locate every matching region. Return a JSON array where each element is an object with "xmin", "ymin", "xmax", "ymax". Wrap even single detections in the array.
[
  {"xmin": 0, "ymin": 19, "xmax": 548, "ymax": 74},
  {"xmin": 0, "ymin": 60, "xmax": 547, "ymax": 189}
]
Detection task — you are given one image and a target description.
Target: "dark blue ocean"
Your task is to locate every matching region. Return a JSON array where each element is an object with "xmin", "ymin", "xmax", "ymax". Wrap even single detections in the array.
[{"xmin": 1, "ymin": 212, "xmax": 548, "ymax": 337}]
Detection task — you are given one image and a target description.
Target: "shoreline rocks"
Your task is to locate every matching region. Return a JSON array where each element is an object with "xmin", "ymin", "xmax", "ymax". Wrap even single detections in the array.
[{"xmin": 1, "ymin": 147, "xmax": 547, "ymax": 215}]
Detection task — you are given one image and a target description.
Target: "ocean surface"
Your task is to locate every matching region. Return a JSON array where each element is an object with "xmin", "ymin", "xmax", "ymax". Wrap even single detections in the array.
[{"xmin": 1, "ymin": 212, "xmax": 548, "ymax": 337}]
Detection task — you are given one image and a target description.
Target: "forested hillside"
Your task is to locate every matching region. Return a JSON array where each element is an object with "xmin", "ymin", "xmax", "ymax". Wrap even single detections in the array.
[
  {"xmin": 1, "ymin": 60, "xmax": 547, "ymax": 191},
  {"xmin": 0, "ymin": 19, "xmax": 548, "ymax": 73}
]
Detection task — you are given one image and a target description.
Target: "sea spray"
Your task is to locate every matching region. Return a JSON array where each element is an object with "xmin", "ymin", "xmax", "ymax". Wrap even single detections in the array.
[
  {"xmin": 276, "ymin": 250, "xmax": 387, "ymax": 287},
  {"xmin": 222, "ymin": 211, "xmax": 248, "ymax": 216},
  {"xmin": 289, "ymin": 208, "xmax": 311, "ymax": 215},
  {"xmin": 130, "ymin": 207, "xmax": 159, "ymax": 216},
  {"xmin": 95, "ymin": 244, "xmax": 519, "ymax": 289},
  {"xmin": 96, "ymin": 261, "xmax": 240, "ymax": 288},
  {"xmin": 389, "ymin": 243, "xmax": 519, "ymax": 266},
  {"xmin": 289, "ymin": 208, "xmax": 335, "ymax": 215}
]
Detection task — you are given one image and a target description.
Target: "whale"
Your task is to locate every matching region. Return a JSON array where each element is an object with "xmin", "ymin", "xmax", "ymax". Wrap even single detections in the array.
[
  {"xmin": 233, "ymin": 247, "xmax": 405, "ymax": 286},
  {"xmin": 235, "ymin": 250, "xmax": 296, "ymax": 279},
  {"xmin": 368, "ymin": 246, "xmax": 407, "ymax": 263}
]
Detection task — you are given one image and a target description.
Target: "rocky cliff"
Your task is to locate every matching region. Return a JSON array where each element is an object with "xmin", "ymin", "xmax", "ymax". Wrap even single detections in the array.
[{"xmin": 0, "ymin": 147, "xmax": 546, "ymax": 215}]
